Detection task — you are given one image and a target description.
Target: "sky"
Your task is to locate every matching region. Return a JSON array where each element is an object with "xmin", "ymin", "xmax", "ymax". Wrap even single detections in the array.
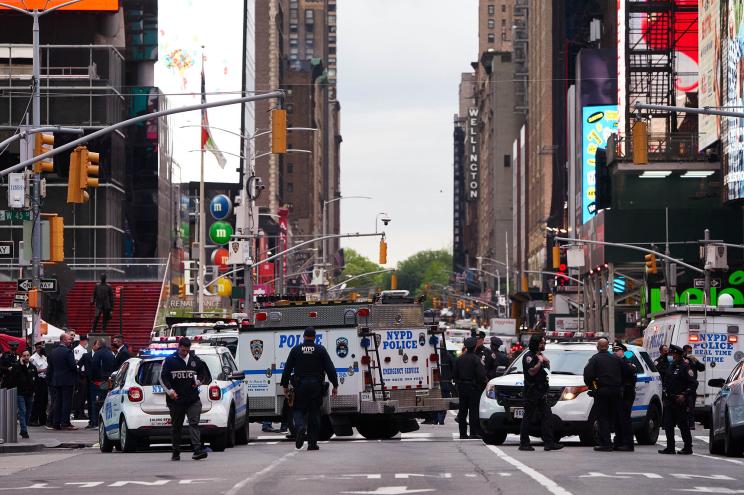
[{"xmin": 157, "ymin": 0, "xmax": 478, "ymax": 266}]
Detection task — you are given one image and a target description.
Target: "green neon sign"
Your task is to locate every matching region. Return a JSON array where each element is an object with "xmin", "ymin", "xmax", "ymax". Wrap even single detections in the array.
[{"xmin": 649, "ymin": 270, "xmax": 744, "ymax": 313}]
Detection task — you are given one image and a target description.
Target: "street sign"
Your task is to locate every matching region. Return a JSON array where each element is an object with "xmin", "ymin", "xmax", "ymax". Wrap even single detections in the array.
[
  {"xmin": 693, "ymin": 278, "xmax": 721, "ymax": 289},
  {"xmin": 17, "ymin": 278, "xmax": 57, "ymax": 292},
  {"xmin": 209, "ymin": 221, "xmax": 233, "ymax": 245},
  {"xmin": 8, "ymin": 173, "xmax": 25, "ymax": 208},
  {"xmin": 0, "ymin": 241, "xmax": 13, "ymax": 258},
  {"xmin": 0, "ymin": 210, "xmax": 31, "ymax": 222},
  {"xmin": 209, "ymin": 194, "xmax": 232, "ymax": 220}
]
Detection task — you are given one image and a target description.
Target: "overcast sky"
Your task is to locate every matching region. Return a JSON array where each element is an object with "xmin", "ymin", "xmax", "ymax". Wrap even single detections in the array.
[{"xmin": 158, "ymin": 0, "xmax": 478, "ymax": 266}]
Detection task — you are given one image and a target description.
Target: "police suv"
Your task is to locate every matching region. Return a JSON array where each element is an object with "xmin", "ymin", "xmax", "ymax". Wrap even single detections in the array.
[
  {"xmin": 478, "ymin": 340, "xmax": 662, "ymax": 445},
  {"xmin": 98, "ymin": 343, "xmax": 247, "ymax": 453},
  {"xmin": 237, "ymin": 291, "xmax": 454, "ymax": 440}
]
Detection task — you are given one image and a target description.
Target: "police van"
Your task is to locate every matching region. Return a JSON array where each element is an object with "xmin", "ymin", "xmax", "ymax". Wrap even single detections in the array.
[
  {"xmin": 237, "ymin": 291, "xmax": 454, "ymax": 440},
  {"xmin": 642, "ymin": 299, "xmax": 744, "ymax": 426}
]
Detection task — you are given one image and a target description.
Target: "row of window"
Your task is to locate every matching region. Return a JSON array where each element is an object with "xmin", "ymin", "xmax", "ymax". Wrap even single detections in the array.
[
  {"xmin": 488, "ymin": 18, "xmax": 507, "ymax": 29},
  {"xmin": 487, "ymin": 31, "xmax": 510, "ymax": 43},
  {"xmin": 487, "ymin": 3, "xmax": 507, "ymax": 15}
]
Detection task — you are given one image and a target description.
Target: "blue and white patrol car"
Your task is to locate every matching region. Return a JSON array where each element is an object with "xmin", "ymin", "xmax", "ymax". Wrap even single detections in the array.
[
  {"xmin": 98, "ymin": 344, "xmax": 247, "ymax": 453},
  {"xmin": 478, "ymin": 341, "xmax": 663, "ymax": 446}
]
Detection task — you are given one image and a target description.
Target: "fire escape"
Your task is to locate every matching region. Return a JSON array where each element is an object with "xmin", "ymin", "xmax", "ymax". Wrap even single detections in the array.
[{"xmin": 513, "ymin": 0, "xmax": 528, "ymax": 115}]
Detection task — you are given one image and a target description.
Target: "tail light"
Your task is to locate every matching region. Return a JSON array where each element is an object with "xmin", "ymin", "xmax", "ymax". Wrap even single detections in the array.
[
  {"xmin": 255, "ymin": 312, "xmax": 267, "ymax": 321},
  {"xmin": 432, "ymin": 368, "xmax": 441, "ymax": 384},
  {"xmin": 361, "ymin": 356, "xmax": 371, "ymax": 366},
  {"xmin": 560, "ymin": 386, "xmax": 589, "ymax": 401},
  {"xmin": 429, "ymin": 353, "xmax": 439, "ymax": 363},
  {"xmin": 357, "ymin": 307, "xmax": 370, "ymax": 317},
  {"xmin": 209, "ymin": 385, "xmax": 221, "ymax": 401},
  {"xmin": 127, "ymin": 387, "xmax": 143, "ymax": 402},
  {"xmin": 689, "ymin": 333, "xmax": 700, "ymax": 343},
  {"xmin": 309, "ymin": 311, "xmax": 318, "ymax": 318},
  {"xmin": 728, "ymin": 335, "xmax": 738, "ymax": 344},
  {"xmin": 363, "ymin": 371, "xmax": 372, "ymax": 388}
]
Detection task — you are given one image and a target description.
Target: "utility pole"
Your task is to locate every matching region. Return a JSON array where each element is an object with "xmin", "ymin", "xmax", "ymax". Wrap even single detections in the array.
[{"xmin": 704, "ymin": 228, "xmax": 711, "ymax": 306}]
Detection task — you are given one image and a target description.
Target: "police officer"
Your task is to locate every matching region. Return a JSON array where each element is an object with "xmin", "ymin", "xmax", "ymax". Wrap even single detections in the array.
[
  {"xmin": 453, "ymin": 337, "xmax": 486, "ymax": 439},
  {"xmin": 654, "ymin": 345, "xmax": 670, "ymax": 378},
  {"xmin": 612, "ymin": 342, "xmax": 637, "ymax": 452},
  {"xmin": 583, "ymin": 338, "xmax": 623, "ymax": 451},
  {"xmin": 0, "ymin": 341, "xmax": 19, "ymax": 388},
  {"xmin": 682, "ymin": 344, "xmax": 705, "ymax": 430},
  {"xmin": 519, "ymin": 334, "xmax": 563, "ymax": 451},
  {"xmin": 159, "ymin": 337, "xmax": 210, "ymax": 461},
  {"xmin": 281, "ymin": 327, "xmax": 338, "ymax": 451},
  {"xmin": 484, "ymin": 336, "xmax": 510, "ymax": 379},
  {"xmin": 474, "ymin": 331, "xmax": 488, "ymax": 366},
  {"xmin": 658, "ymin": 345, "xmax": 696, "ymax": 455}
]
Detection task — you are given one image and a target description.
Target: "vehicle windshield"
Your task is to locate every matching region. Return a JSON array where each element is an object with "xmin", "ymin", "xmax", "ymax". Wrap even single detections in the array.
[
  {"xmin": 172, "ymin": 326, "xmax": 210, "ymax": 337},
  {"xmin": 505, "ymin": 349, "xmax": 595, "ymax": 376}
]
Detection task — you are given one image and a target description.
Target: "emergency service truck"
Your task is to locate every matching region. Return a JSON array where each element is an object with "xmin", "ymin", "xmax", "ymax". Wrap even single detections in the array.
[
  {"xmin": 237, "ymin": 291, "xmax": 455, "ymax": 440},
  {"xmin": 643, "ymin": 299, "xmax": 744, "ymax": 427}
]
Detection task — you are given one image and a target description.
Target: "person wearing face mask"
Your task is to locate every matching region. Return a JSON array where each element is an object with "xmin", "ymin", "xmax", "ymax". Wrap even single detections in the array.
[
  {"xmin": 654, "ymin": 345, "xmax": 670, "ymax": 382},
  {"xmin": 658, "ymin": 345, "xmax": 696, "ymax": 455},
  {"xmin": 612, "ymin": 342, "xmax": 637, "ymax": 452},
  {"xmin": 8, "ymin": 350, "xmax": 37, "ymax": 438},
  {"xmin": 583, "ymin": 338, "xmax": 623, "ymax": 452},
  {"xmin": 29, "ymin": 343, "xmax": 48, "ymax": 426},
  {"xmin": 682, "ymin": 344, "xmax": 705, "ymax": 430}
]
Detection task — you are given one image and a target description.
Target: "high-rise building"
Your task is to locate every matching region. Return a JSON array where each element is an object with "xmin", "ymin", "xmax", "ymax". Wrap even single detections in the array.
[{"xmin": 479, "ymin": 0, "xmax": 514, "ymax": 55}]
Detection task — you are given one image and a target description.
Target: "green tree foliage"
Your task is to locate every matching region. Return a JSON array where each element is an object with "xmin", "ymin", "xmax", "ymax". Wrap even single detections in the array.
[
  {"xmin": 338, "ymin": 248, "xmax": 385, "ymax": 290},
  {"xmin": 395, "ymin": 250, "xmax": 452, "ymax": 298}
]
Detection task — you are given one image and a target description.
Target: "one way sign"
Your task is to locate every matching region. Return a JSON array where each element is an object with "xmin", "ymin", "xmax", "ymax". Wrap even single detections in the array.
[{"xmin": 17, "ymin": 278, "xmax": 57, "ymax": 293}]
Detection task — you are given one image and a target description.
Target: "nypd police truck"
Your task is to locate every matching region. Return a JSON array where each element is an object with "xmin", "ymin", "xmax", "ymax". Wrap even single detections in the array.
[{"xmin": 237, "ymin": 291, "xmax": 454, "ymax": 439}]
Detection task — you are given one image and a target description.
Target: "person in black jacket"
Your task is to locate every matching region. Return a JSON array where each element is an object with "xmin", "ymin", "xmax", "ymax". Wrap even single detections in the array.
[
  {"xmin": 520, "ymin": 334, "xmax": 562, "ymax": 451},
  {"xmin": 682, "ymin": 344, "xmax": 705, "ymax": 430},
  {"xmin": 612, "ymin": 342, "xmax": 637, "ymax": 451},
  {"xmin": 0, "ymin": 341, "xmax": 19, "ymax": 388},
  {"xmin": 281, "ymin": 327, "xmax": 338, "ymax": 451},
  {"xmin": 658, "ymin": 345, "xmax": 696, "ymax": 455},
  {"xmin": 435, "ymin": 343, "xmax": 455, "ymax": 425},
  {"xmin": 159, "ymin": 337, "xmax": 210, "ymax": 461},
  {"xmin": 47, "ymin": 333, "xmax": 77, "ymax": 430},
  {"xmin": 654, "ymin": 345, "xmax": 670, "ymax": 382},
  {"xmin": 112, "ymin": 335, "xmax": 130, "ymax": 369},
  {"xmin": 453, "ymin": 337, "xmax": 487, "ymax": 439},
  {"xmin": 87, "ymin": 339, "xmax": 116, "ymax": 428},
  {"xmin": 583, "ymin": 338, "xmax": 623, "ymax": 451},
  {"xmin": 9, "ymin": 350, "xmax": 37, "ymax": 438},
  {"xmin": 485, "ymin": 337, "xmax": 510, "ymax": 379}
]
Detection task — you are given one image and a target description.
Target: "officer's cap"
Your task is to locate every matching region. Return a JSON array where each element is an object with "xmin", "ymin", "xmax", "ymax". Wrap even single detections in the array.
[
  {"xmin": 490, "ymin": 336, "xmax": 503, "ymax": 347},
  {"xmin": 613, "ymin": 341, "xmax": 627, "ymax": 352},
  {"xmin": 178, "ymin": 337, "xmax": 191, "ymax": 348},
  {"xmin": 477, "ymin": 331, "xmax": 487, "ymax": 339},
  {"xmin": 464, "ymin": 337, "xmax": 477, "ymax": 349},
  {"xmin": 303, "ymin": 327, "xmax": 316, "ymax": 338},
  {"xmin": 669, "ymin": 344, "xmax": 684, "ymax": 355}
]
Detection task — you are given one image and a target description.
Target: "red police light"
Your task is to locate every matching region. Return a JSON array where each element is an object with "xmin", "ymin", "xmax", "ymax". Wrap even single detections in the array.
[
  {"xmin": 255, "ymin": 312, "xmax": 268, "ymax": 321},
  {"xmin": 209, "ymin": 385, "xmax": 221, "ymax": 401},
  {"xmin": 728, "ymin": 335, "xmax": 738, "ymax": 344},
  {"xmin": 357, "ymin": 307, "xmax": 370, "ymax": 317},
  {"xmin": 309, "ymin": 311, "xmax": 318, "ymax": 318},
  {"xmin": 360, "ymin": 356, "xmax": 371, "ymax": 365},
  {"xmin": 689, "ymin": 333, "xmax": 700, "ymax": 343}
]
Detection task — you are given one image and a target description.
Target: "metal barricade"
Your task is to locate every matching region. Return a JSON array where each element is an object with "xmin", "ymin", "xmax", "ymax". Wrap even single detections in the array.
[{"xmin": 0, "ymin": 387, "xmax": 18, "ymax": 444}]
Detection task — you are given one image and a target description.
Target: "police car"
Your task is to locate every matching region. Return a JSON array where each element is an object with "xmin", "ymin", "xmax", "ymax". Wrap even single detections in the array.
[
  {"xmin": 708, "ymin": 359, "xmax": 744, "ymax": 456},
  {"xmin": 98, "ymin": 344, "xmax": 248, "ymax": 453},
  {"xmin": 478, "ymin": 341, "xmax": 662, "ymax": 446}
]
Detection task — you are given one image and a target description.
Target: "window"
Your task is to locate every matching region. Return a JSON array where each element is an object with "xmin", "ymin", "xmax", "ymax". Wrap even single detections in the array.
[
  {"xmin": 502, "ymin": 19, "xmax": 506, "ymax": 26},
  {"xmin": 503, "ymin": 154, "xmax": 511, "ymax": 167},
  {"xmin": 287, "ymin": 183, "xmax": 294, "ymax": 193},
  {"xmin": 629, "ymin": 354, "xmax": 644, "ymax": 375},
  {"xmin": 136, "ymin": 360, "xmax": 163, "ymax": 386},
  {"xmin": 501, "ymin": 4, "xmax": 506, "ymax": 12},
  {"xmin": 640, "ymin": 351, "xmax": 657, "ymax": 373},
  {"xmin": 727, "ymin": 362, "xmax": 743, "ymax": 383},
  {"xmin": 329, "ymin": 46, "xmax": 336, "ymax": 54},
  {"xmin": 487, "ymin": 33, "xmax": 495, "ymax": 43},
  {"xmin": 501, "ymin": 31, "xmax": 507, "ymax": 41},
  {"xmin": 115, "ymin": 362, "xmax": 129, "ymax": 388},
  {"xmin": 488, "ymin": 4, "xmax": 494, "ymax": 15},
  {"xmin": 488, "ymin": 19, "xmax": 495, "ymax": 29},
  {"xmin": 287, "ymin": 163, "xmax": 294, "ymax": 173}
]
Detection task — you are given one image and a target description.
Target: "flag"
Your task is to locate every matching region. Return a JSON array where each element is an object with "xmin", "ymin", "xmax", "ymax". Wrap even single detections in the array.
[{"xmin": 201, "ymin": 64, "xmax": 227, "ymax": 168}]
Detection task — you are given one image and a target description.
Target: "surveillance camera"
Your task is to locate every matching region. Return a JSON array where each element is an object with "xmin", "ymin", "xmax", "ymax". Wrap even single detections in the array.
[{"xmin": 382, "ymin": 217, "xmax": 391, "ymax": 226}]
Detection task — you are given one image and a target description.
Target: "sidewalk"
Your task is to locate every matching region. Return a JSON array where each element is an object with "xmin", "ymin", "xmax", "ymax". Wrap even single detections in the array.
[{"xmin": 0, "ymin": 419, "xmax": 98, "ymax": 453}]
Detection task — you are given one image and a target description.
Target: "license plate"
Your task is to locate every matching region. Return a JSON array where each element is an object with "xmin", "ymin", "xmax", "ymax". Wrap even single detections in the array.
[{"xmin": 512, "ymin": 407, "xmax": 524, "ymax": 419}]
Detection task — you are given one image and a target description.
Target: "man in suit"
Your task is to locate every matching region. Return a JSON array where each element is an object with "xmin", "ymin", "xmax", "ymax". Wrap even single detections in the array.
[
  {"xmin": 87, "ymin": 339, "xmax": 116, "ymax": 428},
  {"xmin": 46, "ymin": 333, "xmax": 77, "ymax": 430},
  {"xmin": 112, "ymin": 335, "xmax": 130, "ymax": 369}
]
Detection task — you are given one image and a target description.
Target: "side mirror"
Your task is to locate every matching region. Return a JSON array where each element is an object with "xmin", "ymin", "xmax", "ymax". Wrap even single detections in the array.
[
  {"xmin": 496, "ymin": 366, "xmax": 506, "ymax": 372},
  {"xmin": 228, "ymin": 371, "xmax": 245, "ymax": 381},
  {"xmin": 708, "ymin": 378, "xmax": 726, "ymax": 388}
]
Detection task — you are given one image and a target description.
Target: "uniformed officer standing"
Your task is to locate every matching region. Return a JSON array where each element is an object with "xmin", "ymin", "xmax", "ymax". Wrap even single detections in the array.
[
  {"xmin": 658, "ymin": 345, "xmax": 696, "ymax": 455},
  {"xmin": 682, "ymin": 344, "xmax": 705, "ymax": 429},
  {"xmin": 583, "ymin": 338, "xmax": 623, "ymax": 451},
  {"xmin": 453, "ymin": 337, "xmax": 486, "ymax": 439},
  {"xmin": 519, "ymin": 335, "xmax": 563, "ymax": 451},
  {"xmin": 612, "ymin": 342, "xmax": 637, "ymax": 451},
  {"xmin": 484, "ymin": 337, "xmax": 510, "ymax": 380},
  {"xmin": 654, "ymin": 345, "xmax": 670, "ymax": 378},
  {"xmin": 281, "ymin": 327, "xmax": 338, "ymax": 451}
]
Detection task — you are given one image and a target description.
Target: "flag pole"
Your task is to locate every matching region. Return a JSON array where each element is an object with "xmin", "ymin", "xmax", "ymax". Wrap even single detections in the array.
[{"xmin": 198, "ymin": 46, "xmax": 206, "ymax": 315}]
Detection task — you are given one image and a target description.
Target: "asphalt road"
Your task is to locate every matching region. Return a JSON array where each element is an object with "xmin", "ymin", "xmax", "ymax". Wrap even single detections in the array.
[{"xmin": 2, "ymin": 414, "xmax": 743, "ymax": 495}]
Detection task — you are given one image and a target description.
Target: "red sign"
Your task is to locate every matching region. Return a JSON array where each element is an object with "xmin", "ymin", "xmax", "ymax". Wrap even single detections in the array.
[
  {"xmin": 258, "ymin": 262, "xmax": 275, "ymax": 285},
  {"xmin": 0, "ymin": 0, "xmax": 119, "ymax": 10}
]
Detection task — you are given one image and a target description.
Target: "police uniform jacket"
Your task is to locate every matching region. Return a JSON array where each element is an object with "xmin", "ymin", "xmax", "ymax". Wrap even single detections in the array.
[
  {"xmin": 485, "ymin": 349, "xmax": 509, "ymax": 379},
  {"xmin": 654, "ymin": 355, "xmax": 670, "ymax": 381},
  {"xmin": 114, "ymin": 346, "xmax": 131, "ymax": 369},
  {"xmin": 9, "ymin": 361, "xmax": 37, "ymax": 396},
  {"xmin": 159, "ymin": 351, "xmax": 210, "ymax": 406},
  {"xmin": 453, "ymin": 351, "xmax": 487, "ymax": 389},
  {"xmin": 619, "ymin": 356, "xmax": 637, "ymax": 395},
  {"xmin": 438, "ymin": 347, "xmax": 454, "ymax": 382},
  {"xmin": 47, "ymin": 345, "xmax": 77, "ymax": 388},
  {"xmin": 583, "ymin": 351, "xmax": 623, "ymax": 390},
  {"xmin": 0, "ymin": 351, "xmax": 18, "ymax": 388},
  {"xmin": 280, "ymin": 341, "xmax": 338, "ymax": 388},
  {"xmin": 685, "ymin": 356, "xmax": 705, "ymax": 382},
  {"xmin": 663, "ymin": 359, "xmax": 696, "ymax": 400},
  {"xmin": 522, "ymin": 350, "xmax": 549, "ymax": 394}
]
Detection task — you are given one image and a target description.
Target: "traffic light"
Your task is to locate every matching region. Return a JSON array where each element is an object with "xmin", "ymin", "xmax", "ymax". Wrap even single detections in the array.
[
  {"xmin": 28, "ymin": 289, "xmax": 39, "ymax": 310},
  {"xmin": 49, "ymin": 216, "xmax": 64, "ymax": 263},
  {"xmin": 644, "ymin": 254, "xmax": 657, "ymax": 274},
  {"xmin": 552, "ymin": 244, "xmax": 561, "ymax": 269},
  {"xmin": 390, "ymin": 273, "xmax": 397, "ymax": 290},
  {"xmin": 178, "ymin": 283, "xmax": 186, "ymax": 297},
  {"xmin": 33, "ymin": 133, "xmax": 54, "ymax": 174},
  {"xmin": 632, "ymin": 120, "xmax": 648, "ymax": 165},
  {"xmin": 271, "ymin": 108, "xmax": 287, "ymax": 154},
  {"xmin": 548, "ymin": 293, "xmax": 554, "ymax": 305},
  {"xmin": 67, "ymin": 146, "xmax": 100, "ymax": 204},
  {"xmin": 379, "ymin": 238, "xmax": 387, "ymax": 264}
]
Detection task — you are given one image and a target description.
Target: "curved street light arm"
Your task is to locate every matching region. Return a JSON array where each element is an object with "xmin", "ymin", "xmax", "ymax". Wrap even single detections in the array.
[{"xmin": 327, "ymin": 268, "xmax": 395, "ymax": 291}]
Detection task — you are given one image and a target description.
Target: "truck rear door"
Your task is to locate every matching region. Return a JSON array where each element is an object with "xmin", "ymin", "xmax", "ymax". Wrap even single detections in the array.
[
  {"xmin": 237, "ymin": 329, "xmax": 276, "ymax": 413},
  {"xmin": 377, "ymin": 328, "xmax": 430, "ymax": 390}
]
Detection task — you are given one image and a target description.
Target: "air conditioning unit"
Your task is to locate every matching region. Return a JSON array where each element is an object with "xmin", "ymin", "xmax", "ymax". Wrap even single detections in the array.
[{"xmin": 704, "ymin": 244, "xmax": 728, "ymax": 271}]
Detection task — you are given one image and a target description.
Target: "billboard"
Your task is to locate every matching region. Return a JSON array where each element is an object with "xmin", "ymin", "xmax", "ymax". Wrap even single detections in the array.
[
  {"xmin": 699, "ymin": 0, "xmax": 722, "ymax": 150},
  {"xmin": 723, "ymin": 0, "xmax": 744, "ymax": 202},
  {"xmin": 582, "ymin": 105, "xmax": 619, "ymax": 224},
  {"xmin": 0, "ymin": 0, "xmax": 118, "ymax": 10}
]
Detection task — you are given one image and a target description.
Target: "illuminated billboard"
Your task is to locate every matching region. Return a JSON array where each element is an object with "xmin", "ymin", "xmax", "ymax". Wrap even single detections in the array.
[
  {"xmin": 582, "ymin": 105, "xmax": 618, "ymax": 224},
  {"xmin": 0, "ymin": 0, "xmax": 118, "ymax": 10},
  {"xmin": 723, "ymin": 0, "xmax": 744, "ymax": 202},
  {"xmin": 699, "ymin": 0, "xmax": 721, "ymax": 150}
]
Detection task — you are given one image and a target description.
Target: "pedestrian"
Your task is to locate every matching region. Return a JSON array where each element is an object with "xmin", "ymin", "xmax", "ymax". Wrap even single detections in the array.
[
  {"xmin": 682, "ymin": 344, "xmax": 704, "ymax": 430},
  {"xmin": 73, "ymin": 336, "xmax": 89, "ymax": 420},
  {"xmin": 584, "ymin": 338, "xmax": 623, "ymax": 452},
  {"xmin": 112, "ymin": 335, "xmax": 130, "ymax": 369},
  {"xmin": 0, "ymin": 341, "xmax": 19, "ymax": 388},
  {"xmin": 46, "ymin": 333, "xmax": 77, "ymax": 430},
  {"xmin": 88, "ymin": 338, "xmax": 116, "ymax": 427},
  {"xmin": 91, "ymin": 274, "xmax": 114, "ymax": 333},
  {"xmin": 485, "ymin": 336, "xmax": 510, "ymax": 379},
  {"xmin": 453, "ymin": 337, "xmax": 486, "ymax": 439},
  {"xmin": 29, "ymin": 342, "xmax": 48, "ymax": 426},
  {"xmin": 8, "ymin": 350, "xmax": 37, "ymax": 439},
  {"xmin": 280, "ymin": 327, "xmax": 338, "ymax": 451},
  {"xmin": 654, "ymin": 345, "xmax": 670, "ymax": 378},
  {"xmin": 159, "ymin": 337, "xmax": 210, "ymax": 461},
  {"xmin": 435, "ymin": 342, "xmax": 455, "ymax": 425},
  {"xmin": 519, "ymin": 334, "xmax": 563, "ymax": 451},
  {"xmin": 612, "ymin": 342, "xmax": 637, "ymax": 452},
  {"xmin": 658, "ymin": 345, "xmax": 696, "ymax": 455}
]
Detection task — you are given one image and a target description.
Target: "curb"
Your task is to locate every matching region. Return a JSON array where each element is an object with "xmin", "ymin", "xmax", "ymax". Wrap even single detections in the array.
[{"xmin": 0, "ymin": 443, "xmax": 45, "ymax": 454}]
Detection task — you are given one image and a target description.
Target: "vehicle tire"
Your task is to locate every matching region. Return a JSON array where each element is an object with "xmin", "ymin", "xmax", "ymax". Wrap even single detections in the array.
[
  {"xmin": 318, "ymin": 415, "xmax": 334, "ymax": 441},
  {"xmin": 482, "ymin": 429, "xmax": 507, "ymax": 445},
  {"xmin": 635, "ymin": 402, "xmax": 661, "ymax": 445},
  {"xmin": 226, "ymin": 409, "xmax": 236, "ymax": 448},
  {"xmin": 235, "ymin": 417, "xmax": 249, "ymax": 445},
  {"xmin": 119, "ymin": 418, "xmax": 138, "ymax": 453},
  {"xmin": 211, "ymin": 432, "xmax": 229, "ymax": 452},
  {"xmin": 709, "ymin": 421, "xmax": 725, "ymax": 455},
  {"xmin": 724, "ymin": 414, "xmax": 744, "ymax": 457},
  {"xmin": 98, "ymin": 420, "xmax": 114, "ymax": 453},
  {"xmin": 356, "ymin": 420, "xmax": 400, "ymax": 440}
]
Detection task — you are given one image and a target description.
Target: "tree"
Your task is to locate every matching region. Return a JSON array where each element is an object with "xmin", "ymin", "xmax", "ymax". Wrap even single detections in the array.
[
  {"xmin": 395, "ymin": 249, "xmax": 452, "ymax": 298},
  {"xmin": 337, "ymin": 248, "xmax": 385, "ymax": 290}
]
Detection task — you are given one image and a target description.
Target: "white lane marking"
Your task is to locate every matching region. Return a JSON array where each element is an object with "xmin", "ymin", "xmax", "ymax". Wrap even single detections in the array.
[
  {"xmin": 400, "ymin": 432, "xmax": 434, "ymax": 438},
  {"xmin": 691, "ymin": 452, "xmax": 744, "ymax": 466},
  {"xmin": 341, "ymin": 488, "xmax": 435, "ymax": 495},
  {"xmin": 485, "ymin": 445, "xmax": 573, "ymax": 495},
  {"xmin": 225, "ymin": 450, "xmax": 297, "ymax": 495},
  {"xmin": 695, "ymin": 436, "xmax": 710, "ymax": 444}
]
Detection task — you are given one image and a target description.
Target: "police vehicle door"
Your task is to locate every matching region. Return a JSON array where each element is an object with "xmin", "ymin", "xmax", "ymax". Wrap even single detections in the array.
[
  {"xmin": 377, "ymin": 329, "xmax": 431, "ymax": 391},
  {"xmin": 220, "ymin": 350, "xmax": 247, "ymax": 420},
  {"xmin": 691, "ymin": 318, "xmax": 743, "ymax": 408},
  {"xmin": 629, "ymin": 350, "xmax": 651, "ymax": 420},
  {"xmin": 107, "ymin": 361, "xmax": 130, "ymax": 437}
]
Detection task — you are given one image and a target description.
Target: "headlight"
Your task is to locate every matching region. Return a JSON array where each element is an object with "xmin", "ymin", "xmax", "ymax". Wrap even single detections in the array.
[
  {"xmin": 486, "ymin": 385, "xmax": 497, "ymax": 400},
  {"xmin": 560, "ymin": 386, "xmax": 588, "ymax": 401}
]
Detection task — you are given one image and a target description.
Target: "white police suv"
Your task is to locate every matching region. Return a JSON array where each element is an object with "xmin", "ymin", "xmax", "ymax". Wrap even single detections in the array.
[
  {"xmin": 98, "ymin": 344, "xmax": 248, "ymax": 453},
  {"xmin": 478, "ymin": 341, "xmax": 662, "ymax": 446}
]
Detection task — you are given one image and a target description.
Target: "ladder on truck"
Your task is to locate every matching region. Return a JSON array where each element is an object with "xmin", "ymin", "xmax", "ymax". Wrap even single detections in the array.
[{"xmin": 359, "ymin": 325, "xmax": 388, "ymax": 401}]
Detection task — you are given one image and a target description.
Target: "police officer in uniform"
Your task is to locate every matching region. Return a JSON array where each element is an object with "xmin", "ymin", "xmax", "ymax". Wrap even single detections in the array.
[
  {"xmin": 453, "ymin": 337, "xmax": 487, "ymax": 439},
  {"xmin": 519, "ymin": 334, "xmax": 563, "ymax": 451},
  {"xmin": 654, "ymin": 345, "xmax": 670, "ymax": 378},
  {"xmin": 583, "ymin": 338, "xmax": 623, "ymax": 451},
  {"xmin": 281, "ymin": 327, "xmax": 338, "ymax": 451},
  {"xmin": 682, "ymin": 344, "xmax": 705, "ymax": 429},
  {"xmin": 612, "ymin": 342, "xmax": 637, "ymax": 451},
  {"xmin": 658, "ymin": 345, "xmax": 696, "ymax": 455}
]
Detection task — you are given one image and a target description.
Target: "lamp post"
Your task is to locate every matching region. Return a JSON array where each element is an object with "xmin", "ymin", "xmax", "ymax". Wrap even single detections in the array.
[{"xmin": 469, "ymin": 267, "xmax": 502, "ymax": 316}]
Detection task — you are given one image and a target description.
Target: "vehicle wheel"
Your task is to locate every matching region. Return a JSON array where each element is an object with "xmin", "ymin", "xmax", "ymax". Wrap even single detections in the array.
[
  {"xmin": 119, "ymin": 418, "xmax": 138, "ymax": 453},
  {"xmin": 709, "ymin": 421, "xmax": 725, "ymax": 455},
  {"xmin": 318, "ymin": 415, "xmax": 334, "ymax": 441},
  {"xmin": 356, "ymin": 420, "xmax": 400, "ymax": 440},
  {"xmin": 235, "ymin": 417, "xmax": 249, "ymax": 445},
  {"xmin": 724, "ymin": 414, "xmax": 744, "ymax": 457},
  {"xmin": 635, "ymin": 402, "xmax": 661, "ymax": 445},
  {"xmin": 579, "ymin": 417, "xmax": 599, "ymax": 446},
  {"xmin": 482, "ymin": 430, "xmax": 507, "ymax": 445},
  {"xmin": 98, "ymin": 420, "xmax": 114, "ymax": 453},
  {"xmin": 211, "ymin": 432, "xmax": 228, "ymax": 452},
  {"xmin": 226, "ymin": 409, "xmax": 236, "ymax": 448}
]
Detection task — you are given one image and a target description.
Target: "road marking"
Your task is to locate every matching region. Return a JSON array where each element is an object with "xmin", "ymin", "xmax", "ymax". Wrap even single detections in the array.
[
  {"xmin": 671, "ymin": 474, "xmax": 736, "ymax": 481},
  {"xmin": 691, "ymin": 452, "xmax": 744, "ymax": 466},
  {"xmin": 340, "ymin": 488, "xmax": 435, "ymax": 495},
  {"xmin": 485, "ymin": 445, "xmax": 572, "ymax": 495},
  {"xmin": 225, "ymin": 450, "xmax": 297, "ymax": 495},
  {"xmin": 674, "ymin": 488, "xmax": 744, "ymax": 493},
  {"xmin": 696, "ymin": 436, "xmax": 710, "ymax": 443}
]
